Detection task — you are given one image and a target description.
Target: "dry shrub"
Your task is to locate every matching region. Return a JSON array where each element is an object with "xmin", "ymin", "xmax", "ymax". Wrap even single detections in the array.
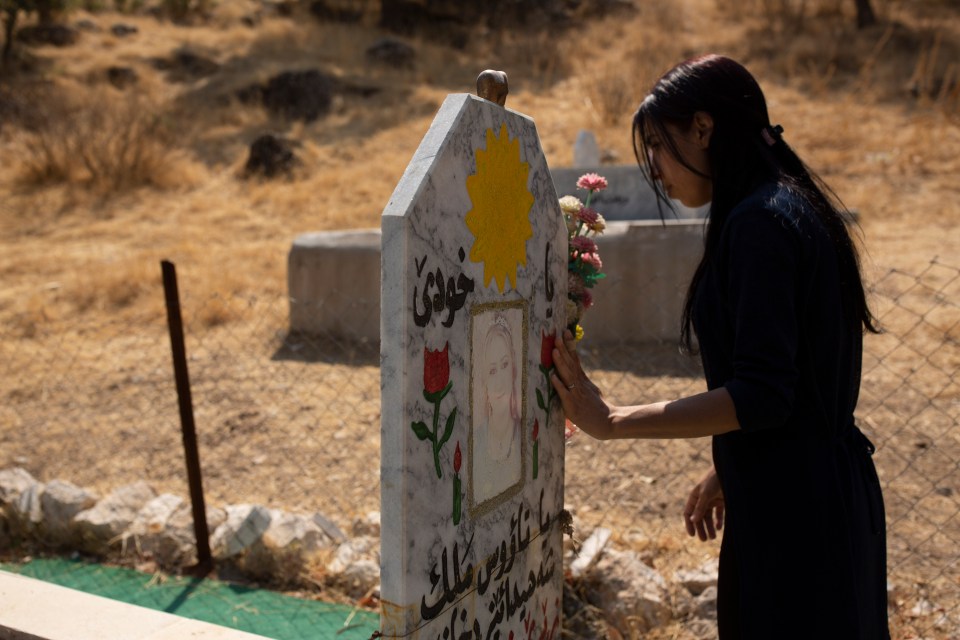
[
  {"xmin": 16, "ymin": 89, "xmax": 189, "ymax": 194},
  {"xmin": 66, "ymin": 258, "xmax": 163, "ymax": 317},
  {"xmin": 586, "ymin": 66, "xmax": 638, "ymax": 126},
  {"xmin": 906, "ymin": 32, "xmax": 960, "ymax": 116}
]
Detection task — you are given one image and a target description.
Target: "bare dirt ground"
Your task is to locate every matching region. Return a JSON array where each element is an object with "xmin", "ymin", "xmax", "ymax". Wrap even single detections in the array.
[{"xmin": 1, "ymin": 1, "xmax": 959, "ymax": 638}]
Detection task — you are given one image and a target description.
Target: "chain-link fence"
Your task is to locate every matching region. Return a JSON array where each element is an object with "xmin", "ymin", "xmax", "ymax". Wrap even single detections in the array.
[{"xmin": 1, "ymin": 258, "xmax": 957, "ymax": 638}]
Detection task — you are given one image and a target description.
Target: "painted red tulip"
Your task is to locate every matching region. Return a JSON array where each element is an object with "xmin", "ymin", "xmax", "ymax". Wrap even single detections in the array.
[
  {"xmin": 454, "ymin": 441, "xmax": 462, "ymax": 474},
  {"xmin": 532, "ymin": 418, "xmax": 539, "ymax": 441},
  {"xmin": 423, "ymin": 343, "xmax": 450, "ymax": 394},
  {"xmin": 540, "ymin": 330, "xmax": 556, "ymax": 368}
]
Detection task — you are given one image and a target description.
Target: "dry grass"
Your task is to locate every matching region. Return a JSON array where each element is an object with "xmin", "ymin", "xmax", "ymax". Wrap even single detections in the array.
[{"xmin": 1, "ymin": 0, "xmax": 959, "ymax": 637}]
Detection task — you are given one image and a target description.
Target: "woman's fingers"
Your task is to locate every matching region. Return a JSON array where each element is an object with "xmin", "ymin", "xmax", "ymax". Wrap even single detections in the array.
[{"xmin": 683, "ymin": 488, "xmax": 699, "ymax": 537}]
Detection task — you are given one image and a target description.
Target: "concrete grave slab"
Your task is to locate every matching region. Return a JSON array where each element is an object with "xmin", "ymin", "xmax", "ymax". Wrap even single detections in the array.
[{"xmin": 380, "ymin": 92, "xmax": 567, "ymax": 639}]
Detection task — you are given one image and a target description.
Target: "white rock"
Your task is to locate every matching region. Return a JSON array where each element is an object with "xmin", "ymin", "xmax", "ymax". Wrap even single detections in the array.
[
  {"xmin": 674, "ymin": 558, "xmax": 719, "ymax": 596},
  {"xmin": 264, "ymin": 511, "xmax": 333, "ymax": 551},
  {"xmin": 694, "ymin": 585, "xmax": 718, "ymax": 619},
  {"xmin": 569, "ymin": 527, "xmax": 612, "ymax": 578},
  {"xmin": 130, "ymin": 494, "xmax": 184, "ymax": 536},
  {"xmin": 342, "ymin": 559, "xmax": 380, "ymax": 596},
  {"xmin": 210, "ymin": 504, "xmax": 272, "ymax": 559},
  {"xmin": 74, "ymin": 481, "xmax": 157, "ymax": 551},
  {"xmin": 0, "ymin": 468, "xmax": 37, "ymax": 505},
  {"xmin": 140, "ymin": 499, "xmax": 226, "ymax": 568},
  {"xmin": 14, "ymin": 481, "xmax": 44, "ymax": 528},
  {"xmin": 40, "ymin": 479, "xmax": 98, "ymax": 543},
  {"xmin": 585, "ymin": 548, "xmax": 671, "ymax": 634},
  {"xmin": 328, "ymin": 536, "xmax": 380, "ymax": 598},
  {"xmin": 687, "ymin": 617, "xmax": 719, "ymax": 639}
]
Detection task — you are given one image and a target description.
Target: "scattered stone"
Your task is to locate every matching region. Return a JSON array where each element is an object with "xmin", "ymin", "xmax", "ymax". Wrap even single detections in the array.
[
  {"xmin": 584, "ymin": 548, "xmax": 671, "ymax": 635},
  {"xmin": 40, "ymin": 479, "xmax": 97, "ymax": 545},
  {"xmin": 107, "ymin": 66, "xmax": 139, "ymax": 90},
  {"xmin": 110, "ymin": 24, "xmax": 138, "ymax": 37},
  {"xmin": 262, "ymin": 69, "xmax": 335, "ymax": 122},
  {"xmin": 674, "ymin": 558, "xmax": 719, "ymax": 596},
  {"xmin": 244, "ymin": 134, "xmax": 298, "ymax": 179},
  {"xmin": 569, "ymin": 527, "xmax": 611, "ymax": 578},
  {"xmin": 74, "ymin": 482, "xmax": 157, "ymax": 552},
  {"xmin": 350, "ymin": 511, "xmax": 379, "ymax": 537},
  {"xmin": 151, "ymin": 49, "xmax": 220, "ymax": 83},
  {"xmin": 365, "ymin": 38, "xmax": 415, "ymax": 69},
  {"xmin": 210, "ymin": 504, "xmax": 272, "ymax": 559},
  {"xmin": 75, "ymin": 19, "xmax": 100, "ymax": 32},
  {"xmin": 17, "ymin": 25, "xmax": 80, "ymax": 47},
  {"xmin": 313, "ymin": 512, "xmax": 347, "ymax": 543}
]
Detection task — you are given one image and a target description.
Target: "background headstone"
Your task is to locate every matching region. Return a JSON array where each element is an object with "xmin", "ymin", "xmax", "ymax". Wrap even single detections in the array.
[
  {"xmin": 381, "ymin": 92, "xmax": 567, "ymax": 638},
  {"xmin": 572, "ymin": 130, "xmax": 600, "ymax": 167}
]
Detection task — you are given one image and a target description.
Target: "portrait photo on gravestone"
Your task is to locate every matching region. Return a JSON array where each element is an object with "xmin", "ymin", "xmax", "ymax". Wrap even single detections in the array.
[{"xmin": 469, "ymin": 301, "xmax": 527, "ymax": 513}]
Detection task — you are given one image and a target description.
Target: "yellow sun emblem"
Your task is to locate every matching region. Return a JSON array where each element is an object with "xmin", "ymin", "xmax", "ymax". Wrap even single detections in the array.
[{"xmin": 464, "ymin": 123, "xmax": 534, "ymax": 292}]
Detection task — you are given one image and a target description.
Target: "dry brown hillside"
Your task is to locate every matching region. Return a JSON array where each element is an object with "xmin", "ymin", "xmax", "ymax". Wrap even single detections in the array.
[{"xmin": 0, "ymin": 0, "xmax": 957, "ymax": 332}]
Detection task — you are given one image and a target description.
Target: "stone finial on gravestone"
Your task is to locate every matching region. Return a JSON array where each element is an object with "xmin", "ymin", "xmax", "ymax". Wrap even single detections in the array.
[{"xmin": 380, "ymin": 74, "xmax": 567, "ymax": 639}]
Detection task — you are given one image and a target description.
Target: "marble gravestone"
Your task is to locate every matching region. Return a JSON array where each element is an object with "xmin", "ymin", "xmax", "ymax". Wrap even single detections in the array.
[{"xmin": 380, "ymin": 92, "xmax": 568, "ymax": 639}]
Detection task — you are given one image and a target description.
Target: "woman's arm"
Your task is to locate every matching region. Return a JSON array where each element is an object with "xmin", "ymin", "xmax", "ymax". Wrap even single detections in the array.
[{"xmin": 549, "ymin": 331, "xmax": 740, "ymax": 440}]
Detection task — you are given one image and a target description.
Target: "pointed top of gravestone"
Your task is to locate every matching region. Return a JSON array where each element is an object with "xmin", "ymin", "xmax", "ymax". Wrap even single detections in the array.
[{"xmin": 476, "ymin": 69, "xmax": 509, "ymax": 106}]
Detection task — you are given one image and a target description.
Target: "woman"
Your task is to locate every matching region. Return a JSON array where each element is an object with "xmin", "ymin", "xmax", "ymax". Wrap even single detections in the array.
[
  {"xmin": 550, "ymin": 54, "xmax": 889, "ymax": 639},
  {"xmin": 474, "ymin": 314, "xmax": 522, "ymax": 504}
]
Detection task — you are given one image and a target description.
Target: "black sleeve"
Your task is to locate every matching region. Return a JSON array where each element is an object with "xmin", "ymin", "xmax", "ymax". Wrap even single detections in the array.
[{"xmin": 721, "ymin": 207, "xmax": 802, "ymax": 432}]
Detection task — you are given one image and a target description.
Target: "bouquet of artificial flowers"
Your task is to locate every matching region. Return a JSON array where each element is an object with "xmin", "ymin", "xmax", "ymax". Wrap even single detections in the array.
[{"xmin": 559, "ymin": 172, "xmax": 607, "ymax": 340}]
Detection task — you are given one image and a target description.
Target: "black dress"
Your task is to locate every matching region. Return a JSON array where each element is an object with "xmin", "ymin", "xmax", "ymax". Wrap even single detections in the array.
[{"xmin": 691, "ymin": 183, "xmax": 890, "ymax": 639}]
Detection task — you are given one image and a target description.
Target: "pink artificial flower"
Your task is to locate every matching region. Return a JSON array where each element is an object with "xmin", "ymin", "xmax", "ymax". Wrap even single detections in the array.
[
  {"xmin": 581, "ymin": 252, "xmax": 603, "ymax": 270},
  {"xmin": 570, "ymin": 236, "xmax": 598, "ymax": 254},
  {"xmin": 576, "ymin": 173, "xmax": 608, "ymax": 192},
  {"xmin": 576, "ymin": 207, "xmax": 600, "ymax": 225}
]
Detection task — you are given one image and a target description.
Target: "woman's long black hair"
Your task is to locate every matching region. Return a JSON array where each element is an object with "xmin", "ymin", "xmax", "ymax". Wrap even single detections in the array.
[{"xmin": 631, "ymin": 54, "xmax": 879, "ymax": 353}]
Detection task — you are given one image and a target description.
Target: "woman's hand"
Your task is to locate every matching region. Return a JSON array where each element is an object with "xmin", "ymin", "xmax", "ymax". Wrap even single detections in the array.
[
  {"xmin": 549, "ymin": 330, "xmax": 614, "ymax": 440},
  {"xmin": 683, "ymin": 467, "xmax": 724, "ymax": 541}
]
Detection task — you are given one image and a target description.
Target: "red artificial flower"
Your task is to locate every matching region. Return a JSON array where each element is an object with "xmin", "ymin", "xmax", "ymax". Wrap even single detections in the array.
[
  {"xmin": 454, "ymin": 441, "xmax": 462, "ymax": 473},
  {"xmin": 576, "ymin": 207, "xmax": 600, "ymax": 225},
  {"xmin": 571, "ymin": 236, "xmax": 598, "ymax": 255},
  {"xmin": 540, "ymin": 330, "xmax": 556, "ymax": 368},
  {"xmin": 532, "ymin": 418, "xmax": 539, "ymax": 441},
  {"xmin": 423, "ymin": 343, "xmax": 450, "ymax": 394}
]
